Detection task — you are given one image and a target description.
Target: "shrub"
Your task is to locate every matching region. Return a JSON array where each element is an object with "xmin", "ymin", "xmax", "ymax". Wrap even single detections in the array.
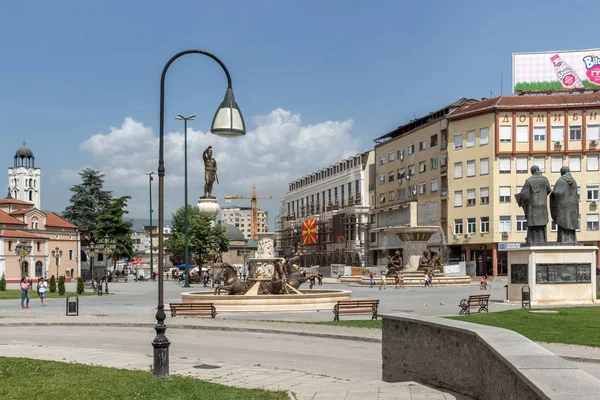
[
  {"xmin": 77, "ymin": 277, "xmax": 85, "ymax": 294},
  {"xmin": 58, "ymin": 276, "xmax": 66, "ymax": 295},
  {"xmin": 0, "ymin": 273, "xmax": 6, "ymax": 291},
  {"xmin": 49, "ymin": 275, "xmax": 56, "ymax": 293}
]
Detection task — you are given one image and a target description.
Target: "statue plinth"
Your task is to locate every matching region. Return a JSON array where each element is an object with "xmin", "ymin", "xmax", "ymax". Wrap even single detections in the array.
[{"xmin": 197, "ymin": 197, "xmax": 220, "ymax": 220}]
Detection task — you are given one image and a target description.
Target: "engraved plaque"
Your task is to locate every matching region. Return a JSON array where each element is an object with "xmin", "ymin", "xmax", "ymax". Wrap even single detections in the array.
[
  {"xmin": 511, "ymin": 264, "xmax": 528, "ymax": 284},
  {"xmin": 536, "ymin": 264, "xmax": 591, "ymax": 284}
]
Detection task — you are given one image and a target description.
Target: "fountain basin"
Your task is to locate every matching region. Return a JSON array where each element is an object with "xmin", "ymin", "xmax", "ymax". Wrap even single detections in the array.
[{"xmin": 180, "ymin": 289, "xmax": 352, "ymax": 312}]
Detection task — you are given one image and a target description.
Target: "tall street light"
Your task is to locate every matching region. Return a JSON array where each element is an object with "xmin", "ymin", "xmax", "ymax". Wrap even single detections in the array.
[
  {"xmin": 154, "ymin": 49, "xmax": 246, "ymax": 379},
  {"xmin": 15, "ymin": 242, "xmax": 32, "ymax": 277},
  {"xmin": 51, "ymin": 246, "xmax": 63, "ymax": 278},
  {"xmin": 146, "ymin": 172, "xmax": 156, "ymax": 279},
  {"xmin": 175, "ymin": 114, "xmax": 196, "ymax": 288}
]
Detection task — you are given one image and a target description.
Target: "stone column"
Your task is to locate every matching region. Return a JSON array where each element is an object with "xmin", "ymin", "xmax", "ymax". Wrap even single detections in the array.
[
  {"xmin": 465, "ymin": 245, "xmax": 471, "ymax": 262},
  {"xmin": 492, "ymin": 243, "xmax": 498, "ymax": 277}
]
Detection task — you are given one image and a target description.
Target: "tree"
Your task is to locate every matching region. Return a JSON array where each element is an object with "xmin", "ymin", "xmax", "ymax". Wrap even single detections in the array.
[
  {"xmin": 0, "ymin": 273, "xmax": 6, "ymax": 291},
  {"xmin": 94, "ymin": 196, "xmax": 135, "ymax": 268},
  {"xmin": 166, "ymin": 206, "xmax": 230, "ymax": 267},
  {"xmin": 58, "ymin": 276, "xmax": 66, "ymax": 295},
  {"xmin": 76, "ymin": 277, "xmax": 85, "ymax": 294},
  {"xmin": 62, "ymin": 168, "xmax": 112, "ymax": 245},
  {"xmin": 49, "ymin": 275, "xmax": 56, "ymax": 293}
]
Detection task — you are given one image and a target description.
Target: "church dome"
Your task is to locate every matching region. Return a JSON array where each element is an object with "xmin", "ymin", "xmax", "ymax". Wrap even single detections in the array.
[
  {"xmin": 15, "ymin": 146, "xmax": 34, "ymax": 158},
  {"xmin": 222, "ymin": 223, "xmax": 246, "ymax": 241}
]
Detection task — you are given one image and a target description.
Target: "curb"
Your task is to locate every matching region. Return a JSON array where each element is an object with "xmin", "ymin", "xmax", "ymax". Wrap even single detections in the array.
[
  {"xmin": 560, "ymin": 355, "xmax": 600, "ymax": 365},
  {"xmin": 0, "ymin": 321, "xmax": 382, "ymax": 344}
]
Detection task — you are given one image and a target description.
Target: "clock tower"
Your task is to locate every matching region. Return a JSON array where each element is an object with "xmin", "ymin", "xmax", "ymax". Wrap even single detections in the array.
[{"xmin": 8, "ymin": 142, "xmax": 41, "ymax": 209}]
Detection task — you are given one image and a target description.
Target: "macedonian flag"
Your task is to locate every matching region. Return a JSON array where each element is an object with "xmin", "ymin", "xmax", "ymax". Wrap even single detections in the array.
[{"xmin": 301, "ymin": 218, "xmax": 318, "ymax": 245}]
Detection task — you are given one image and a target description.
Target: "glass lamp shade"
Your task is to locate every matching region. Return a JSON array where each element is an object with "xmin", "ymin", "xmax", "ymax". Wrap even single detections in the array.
[{"xmin": 211, "ymin": 88, "xmax": 246, "ymax": 137}]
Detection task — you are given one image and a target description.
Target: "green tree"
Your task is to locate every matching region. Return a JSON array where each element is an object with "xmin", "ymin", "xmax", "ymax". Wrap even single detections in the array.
[
  {"xmin": 166, "ymin": 206, "xmax": 230, "ymax": 267},
  {"xmin": 62, "ymin": 168, "xmax": 112, "ymax": 245},
  {"xmin": 76, "ymin": 277, "xmax": 85, "ymax": 294},
  {"xmin": 0, "ymin": 273, "xmax": 6, "ymax": 291},
  {"xmin": 49, "ymin": 275, "xmax": 57, "ymax": 293},
  {"xmin": 58, "ymin": 276, "xmax": 66, "ymax": 295},
  {"xmin": 94, "ymin": 196, "xmax": 135, "ymax": 269}
]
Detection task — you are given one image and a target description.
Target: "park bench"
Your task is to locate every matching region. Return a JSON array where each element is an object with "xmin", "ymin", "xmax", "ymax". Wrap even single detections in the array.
[
  {"xmin": 458, "ymin": 294, "xmax": 490, "ymax": 315},
  {"xmin": 332, "ymin": 299, "xmax": 379, "ymax": 322},
  {"xmin": 112, "ymin": 275, "xmax": 128, "ymax": 282},
  {"xmin": 169, "ymin": 302, "xmax": 217, "ymax": 318}
]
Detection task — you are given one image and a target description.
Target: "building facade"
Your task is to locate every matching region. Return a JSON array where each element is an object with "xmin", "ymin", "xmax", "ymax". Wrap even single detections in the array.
[
  {"xmin": 446, "ymin": 94, "xmax": 600, "ymax": 276},
  {"xmin": 276, "ymin": 152, "xmax": 374, "ymax": 268},
  {"xmin": 221, "ymin": 206, "xmax": 268, "ymax": 240}
]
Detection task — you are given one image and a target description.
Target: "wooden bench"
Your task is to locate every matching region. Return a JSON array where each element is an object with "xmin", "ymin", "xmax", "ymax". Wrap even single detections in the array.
[
  {"xmin": 458, "ymin": 294, "xmax": 490, "ymax": 315},
  {"xmin": 333, "ymin": 300, "xmax": 379, "ymax": 322},
  {"xmin": 169, "ymin": 302, "xmax": 217, "ymax": 318}
]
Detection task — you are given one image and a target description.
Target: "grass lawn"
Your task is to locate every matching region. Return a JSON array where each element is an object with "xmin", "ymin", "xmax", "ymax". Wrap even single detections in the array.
[
  {"xmin": 0, "ymin": 290, "xmax": 95, "ymax": 300},
  {"xmin": 0, "ymin": 357, "xmax": 288, "ymax": 400},
  {"xmin": 448, "ymin": 306, "xmax": 600, "ymax": 347},
  {"xmin": 304, "ymin": 320, "xmax": 382, "ymax": 329}
]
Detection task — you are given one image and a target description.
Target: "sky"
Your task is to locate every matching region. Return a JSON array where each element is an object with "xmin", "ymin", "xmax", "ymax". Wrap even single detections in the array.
[{"xmin": 1, "ymin": 0, "xmax": 598, "ymax": 231}]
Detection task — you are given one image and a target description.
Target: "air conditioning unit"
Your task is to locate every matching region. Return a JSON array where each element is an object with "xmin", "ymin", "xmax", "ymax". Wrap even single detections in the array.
[
  {"xmin": 464, "ymin": 233, "xmax": 471, "ymax": 239},
  {"xmin": 591, "ymin": 140, "xmax": 598, "ymax": 146},
  {"xmin": 502, "ymin": 231, "xmax": 509, "ymax": 236},
  {"xmin": 592, "ymin": 200, "xmax": 598, "ymax": 206},
  {"xmin": 399, "ymin": 155, "xmax": 404, "ymax": 160},
  {"xmin": 555, "ymin": 141, "xmax": 562, "ymax": 147},
  {"xmin": 453, "ymin": 234, "xmax": 459, "ymax": 240},
  {"xmin": 406, "ymin": 175, "xmax": 410, "ymax": 180}
]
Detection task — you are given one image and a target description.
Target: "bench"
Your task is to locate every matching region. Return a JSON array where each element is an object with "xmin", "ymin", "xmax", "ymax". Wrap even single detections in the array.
[
  {"xmin": 333, "ymin": 300, "xmax": 379, "ymax": 322},
  {"xmin": 112, "ymin": 276, "xmax": 128, "ymax": 282},
  {"xmin": 458, "ymin": 294, "xmax": 490, "ymax": 315},
  {"xmin": 169, "ymin": 302, "xmax": 217, "ymax": 318}
]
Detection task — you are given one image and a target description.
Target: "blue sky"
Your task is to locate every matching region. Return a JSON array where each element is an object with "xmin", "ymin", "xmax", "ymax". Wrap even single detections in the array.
[{"xmin": 1, "ymin": 0, "xmax": 598, "ymax": 229}]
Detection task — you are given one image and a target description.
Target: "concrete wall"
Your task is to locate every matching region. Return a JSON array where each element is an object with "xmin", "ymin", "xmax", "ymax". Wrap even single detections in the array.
[{"xmin": 382, "ymin": 314, "xmax": 600, "ymax": 400}]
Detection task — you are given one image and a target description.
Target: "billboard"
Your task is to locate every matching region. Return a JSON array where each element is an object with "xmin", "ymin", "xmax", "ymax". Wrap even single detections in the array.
[{"xmin": 512, "ymin": 49, "xmax": 600, "ymax": 92}]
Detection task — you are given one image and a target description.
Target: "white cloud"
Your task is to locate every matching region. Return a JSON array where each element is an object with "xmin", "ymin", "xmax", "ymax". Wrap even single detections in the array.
[{"xmin": 59, "ymin": 109, "xmax": 360, "ymax": 226}]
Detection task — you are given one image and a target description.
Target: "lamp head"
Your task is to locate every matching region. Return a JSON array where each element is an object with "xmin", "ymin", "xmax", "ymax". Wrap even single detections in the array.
[{"xmin": 211, "ymin": 87, "xmax": 246, "ymax": 137}]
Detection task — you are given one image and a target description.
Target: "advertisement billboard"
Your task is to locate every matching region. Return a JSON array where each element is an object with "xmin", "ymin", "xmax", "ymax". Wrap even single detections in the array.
[{"xmin": 512, "ymin": 49, "xmax": 600, "ymax": 92}]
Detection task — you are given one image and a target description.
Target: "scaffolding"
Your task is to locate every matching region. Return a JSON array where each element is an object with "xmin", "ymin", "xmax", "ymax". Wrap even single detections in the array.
[{"xmin": 276, "ymin": 202, "xmax": 370, "ymax": 269}]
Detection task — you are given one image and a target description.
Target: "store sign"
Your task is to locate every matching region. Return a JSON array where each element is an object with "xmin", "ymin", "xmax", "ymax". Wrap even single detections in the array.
[
  {"xmin": 513, "ymin": 49, "xmax": 600, "ymax": 92},
  {"xmin": 498, "ymin": 243, "xmax": 521, "ymax": 251}
]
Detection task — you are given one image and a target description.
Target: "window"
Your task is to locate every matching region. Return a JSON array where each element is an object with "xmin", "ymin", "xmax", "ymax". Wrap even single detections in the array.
[
  {"xmin": 409, "ymin": 185, "xmax": 417, "ymax": 196},
  {"xmin": 454, "ymin": 191, "xmax": 463, "ymax": 207},
  {"xmin": 388, "ymin": 171, "xmax": 394, "ymax": 182},
  {"xmin": 534, "ymin": 126, "xmax": 546, "ymax": 141},
  {"xmin": 516, "ymin": 216, "xmax": 528, "ymax": 232},
  {"xmin": 454, "ymin": 162, "xmax": 463, "ymax": 179},
  {"xmin": 480, "ymin": 128, "xmax": 489, "ymax": 145},
  {"xmin": 97, "ymin": 253, "xmax": 104, "ymax": 262},
  {"xmin": 419, "ymin": 161, "xmax": 426, "ymax": 173},
  {"xmin": 499, "ymin": 216, "xmax": 511, "ymax": 233},
  {"xmin": 389, "ymin": 152, "xmax": 395, "ymax": 162},
  {"xmin": 29, "ymin": 191, "xmax": 33, "ymax": 201},
  {"xmin": 419, "ymin": 183, "xmax": 426, "ymax": 195},
  {"xmin": 8, "ymin": 241, "xmax": 12, "ymax": 251},
  {"xmin": 32, "ymin": 217, "xmax": 38, "ymax": 229},
  {"xmin": 379, "ymin": 156, "xmax": 385, "ymax": 165},
  {"xmin": 467, "ymin": 189, "xmax": 476, "ymax": 206},
  {"xmin": 408, "ymin": 144, "xmax": 415, "ymax": 155},
  {"xmin": 533, "ymin": 156, "xmax": 545, "ymax": 172},
  {"xmin": 467, "ymin": 160, "xmax": 476, "ymax": 177},
  {"xmin": 398, "ymin": 168, "xmax": 405, "ymax": 180},
  {"xmin": 481, "ymin": 187, "xmax": 489, "ymax": 204},
  {"xmin": 587, "ymin": 185, "xmax": 599, "ymax": 201},
  {"xmin": 419, "ymin": 139, "xmax": 426, "ymax": 151},
  {"xmin": 379, "ymin": 193, "xmax": 386, "ymax": 203},
  {"xmin": 499, "ymin": 186, "xmax": 511, "ymax": 203},
  {"xmin": 517, "ymin": 186, "xmax": 523, "ymax": 194},
  {"xmin": 370, "ymin": 232, "xmax": 377, "ymax": 243},
  {"xmin": 466, "ymin": 130, "xmax": 475, "ymax": 147},
  {"xmin": 467, "ymin": 218, "xmax": 476, "ymax": 234},
  {"xmin": 431, "ymin": 180, "xmax": 438, "ymax": 192},
  {"xmin": 588, "ymin": 124, "xmax": 600, "ymax": 141},
  {"xmin": 499, "ymin": 126, "xmax": 511, "ymax": 142},
  {"xmin": 516, "ymin": 157, "xmax": 528, "ymax": 173},
  {"xmin": 389, "ymin": 191, "xmax": 394, "ymax": 202},
  {"xmin": 454, "ymin": 219, "xmax": 463, "ymax": 235},
  {"xmin": 431, "ymin": 157, "xmax": 438, "ymax": 169},
  {"xmin": 397, "ymin": 148, "xmax": 405, "ymax": 159},
  {"xmin": 480, "ymin": 158, "xmax": 489, "ymax": 175},
  {"xmin": 453, "ymin": 133, "xmax": 462, "ymax": 149},
  {"xmin": 551, "ymin": 220, "xmax": 557, "ymax": 232},
  {"xmin": 499, "ymin": 157, "xmax": 511, "ymax": 173},
  {"xmin": 551, "ymin": 125, "xmax": 564, "ymax": 143},
  {"xmin": 587, "ymin": 214, "xmax": 599, "ymax": 231},
  {"xmin": 37, "ymin": 242, "xmax": 40, "ymax": 251},
  {"xmin": 569, "ymin": 125, "xmax": 582, "ymax": 141},
  {"xmin": 397, "ymin": 188, "xmax": 405, "ymax": 200},
  {"xmin": 379, "ymin": 174, "xmax": 385, "ymax": 184},
  {"xmin": 69, "ymin": 249, "xmax": 73, "ymax": 260},
  {"xmin": 408, "ymin": 165, "xmax": 415, "ymax": 175},
  {"xmin": 587, "ymin": 155, "xmax": 599, "ymax": 171},
  {"xmin": 578, "ymin": 185, "xmax": 581, "ymax": 201},
  {"xmin": 480, "ymin": 217, "xmax": 490, "ymax": 233},
  {"xmin": 516, "ymin": 125, "xmax": 528, "ymax": 142},
  {"xmin": 551, "ymin": 156, "xmax": 563, "ymax": 172},
  {"xmin": 569, "ymin": 156, "xmax": 581, "ymax": 172},
  {"xmin": 430, "ymin": 134, "xmax": 438, "ymax": 147}
]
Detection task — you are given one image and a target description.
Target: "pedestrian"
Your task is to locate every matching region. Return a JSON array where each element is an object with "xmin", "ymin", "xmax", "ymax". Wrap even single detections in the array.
[
  {"xmin": 428, "ymin": 272, "xmax": 434, "ymax": 288},
  {"xmin": 369, "ymin": 272, "xmax": 375, "ymax": 288},
  {"xmin": 20, "ymin": 277, "xmax": 31, "ymax": 309},
  {"xmin": 400, "ymin": 272, "xmax": 405, "ymax": 289},
  {"xmin": 243, "ymin": 268, "xmax": 247, "ymax": 281},
  {"xmin": 423, "ymin": 272, "xmax": 429, "ymax": 288},
  {"xmin": 379, "ymin": 273, "xmax": 387, "ymax": 290},
  {"xmin": 38, "ymin": 277, "xmax": 48, "ymax": 306},
  {"xmin": 317, "ymin": 273, "xmax": 323, "ymax": 286},
  {"xmin": 394, "ymin": 273, "xmax": 400, "ymax": 289},
  {"xmin": 309, "ymin": 275, "xmax": 316, "ymax": 289}
]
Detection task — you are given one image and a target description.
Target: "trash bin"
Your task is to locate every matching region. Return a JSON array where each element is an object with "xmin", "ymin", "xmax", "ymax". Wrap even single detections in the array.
[
  {"xmin": 504, "ymin": 284, "xmax": 508, "ymax": 301},
  {"xmin": 105, "ymin": 281, "xmax": 109, "ymax": 294},
  {"xmin": 97, "ymin": 283, "xmax": 103, "ymax": 296},
  {"xmin": 521, "ymin": 285, "xmax": 531, "ymax": 309},
  {"xmin": 66, "ymin": 296, "xmax": 79, "ymax": 316}
]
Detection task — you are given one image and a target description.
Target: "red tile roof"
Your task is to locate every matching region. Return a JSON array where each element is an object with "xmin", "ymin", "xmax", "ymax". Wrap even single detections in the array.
[
  {"xmin": 0, "ymin": 210, "xmax": 26, "ymax": 225},
  {"xmin": 45, "ymin": 213, "xmax": 78, "ymax": 229},
  {"xmin": 9, "ymin": 209, "xmax": 30, "ymax": 215},
  {"xmin": 1, "ymin": 230, "xmax": 48, "ymax": 239},
  {"xmin": 0, "ymin": 199, "xmax": 34, "ymax": 206}
]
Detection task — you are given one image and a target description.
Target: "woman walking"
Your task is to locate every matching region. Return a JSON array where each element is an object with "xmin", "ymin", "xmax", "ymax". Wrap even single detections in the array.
[
  {"xmin": 38, "ymin": 277, "xmax": 48, "ymax": 306},
  {"xmin": 20, "ymin": 277, "xmax": 31, "ymax": 309}
]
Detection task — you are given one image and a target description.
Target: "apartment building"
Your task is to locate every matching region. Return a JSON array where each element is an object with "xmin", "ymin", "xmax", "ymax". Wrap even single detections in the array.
[
  {"xmin": 447, "ymin": 93, "xmax": 600, "ymax": 276},
  {"xmin": 370, "ymin": 99, "xmax": 472, "ymax": 267},
  {"xmin": 221, "ymin": 206, "xmax": 268, "ymax": 240}
]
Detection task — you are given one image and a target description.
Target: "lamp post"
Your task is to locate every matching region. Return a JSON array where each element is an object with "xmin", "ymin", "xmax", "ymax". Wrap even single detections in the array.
[
  {"xmin": 88, "ymin": 248, "xmax": 96, "ymax": 285},
  {"xmin": 15, "ymin": 242, "xmax": 32, "ymax": 277},
  {"xmin": 175, "ymin": 114, "xmax": 196, "ymax": 288},
  {"xmin": 146, "ymin": 172, "xmax": 156, "ymax": 279},
  {"xmin": 51, "ymin": 246, "xmax": 63, "ymax": 279},
  {"xmin": 154, "ymin": 49, "xmax": 246, "ymax": 379}
]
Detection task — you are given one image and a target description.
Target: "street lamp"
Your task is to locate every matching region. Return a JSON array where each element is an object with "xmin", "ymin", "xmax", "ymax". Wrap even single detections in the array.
[
  {"xmin": 175, "ymin": 114, "xmax": 196, "ymax": 288},
  {"xmin": 146, "ymin": 172, "xmax": 156, "ymax": 279},
  {"xmin": 51, "ymin": 246, "xmax": 63, "ymax": 279},
  {"xmin": 15, "ymin": 242, "xmax": 32, "ymax": 277},
  {"xmin": 154, "ymin": 49, "xmax": 246, "ymax": 379}
]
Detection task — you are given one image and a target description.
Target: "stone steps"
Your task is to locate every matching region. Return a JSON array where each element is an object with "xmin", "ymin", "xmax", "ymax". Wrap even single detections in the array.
[{"xmin": 339, "ymin": 275, "xmax": 472, "ymax": 286}]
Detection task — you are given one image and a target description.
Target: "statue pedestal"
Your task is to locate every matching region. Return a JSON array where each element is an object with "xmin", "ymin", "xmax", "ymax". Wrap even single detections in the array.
[
  {"xmin": 197, "ymin": 197, "xmax": 220, "ymax": 220},
  {"xmin": 507, "ymin": 245, "xmax": 598, "ymax": 305}
]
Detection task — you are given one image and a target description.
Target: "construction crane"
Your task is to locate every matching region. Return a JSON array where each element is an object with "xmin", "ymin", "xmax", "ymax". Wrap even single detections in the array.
[{"xmin": 224, "ymin": 184, "xmax": 283, "ymax": 240}]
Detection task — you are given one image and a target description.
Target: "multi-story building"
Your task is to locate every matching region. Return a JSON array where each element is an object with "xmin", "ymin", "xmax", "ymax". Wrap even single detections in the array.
[
  {"xmin": 276, "ymin": 151, "xmax": 374, "ymax": 268},
  {"xmin": 8, "ymin": 144, "xmax": 41, "ymax": 209},
  {"xmin": 221, "ymin": 206, "xmax": 268, "ymax": 240},
  {"xmin": 446, "ymin": 93, "xmax": 600, "ymax": 276},
  {"xmin": 370, "ymin": 99, "xmax": 472, "ymax": 267}
]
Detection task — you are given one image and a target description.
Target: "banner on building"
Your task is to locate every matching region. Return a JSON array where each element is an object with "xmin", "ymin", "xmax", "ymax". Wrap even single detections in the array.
[
  {"xmin": 513, "ymin": 49, "xmax": 600, "ymax": 92},
  {"xmin": 301, "ymin": 218, "xmax": 318, "ymax": 245}
]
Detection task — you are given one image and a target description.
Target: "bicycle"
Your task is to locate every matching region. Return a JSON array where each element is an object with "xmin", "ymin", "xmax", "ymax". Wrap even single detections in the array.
[{"xmin": 479, "ymin": 281, "xmax": 491, "ymax": 290}]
